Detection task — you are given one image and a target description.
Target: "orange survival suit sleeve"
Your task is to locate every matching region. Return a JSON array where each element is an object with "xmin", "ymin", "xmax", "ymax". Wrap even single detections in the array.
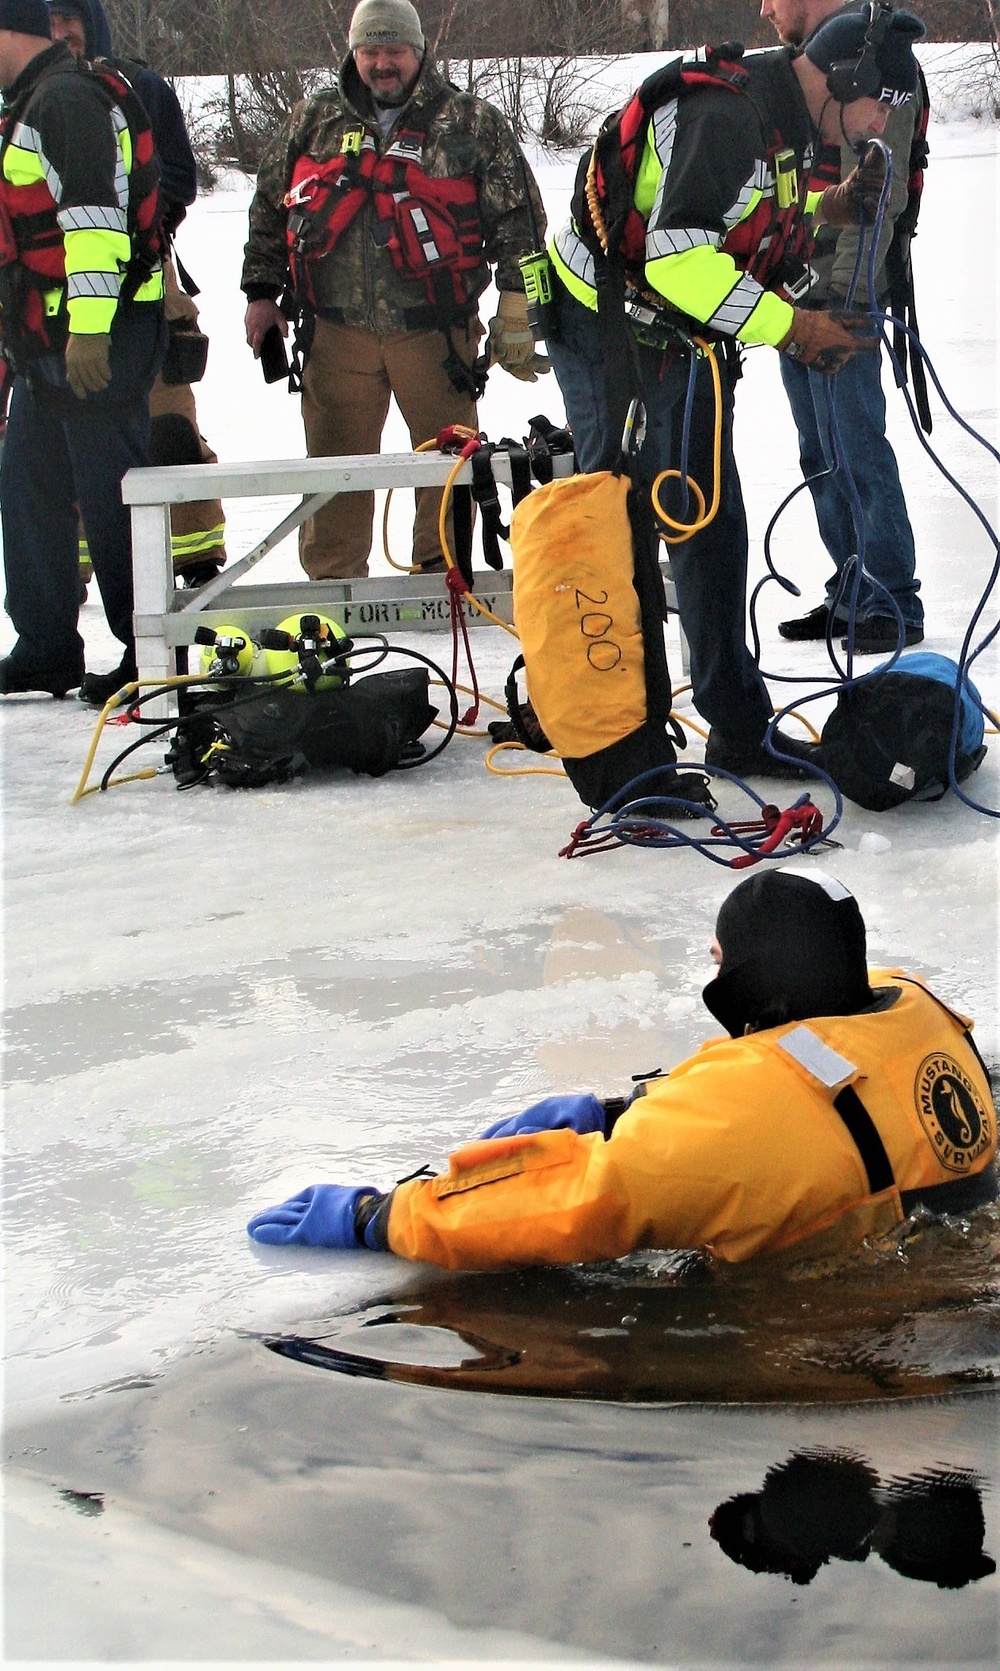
[{"xmin": 386, "ymin": 1128, "xmax": 641, "ymax": 1270}]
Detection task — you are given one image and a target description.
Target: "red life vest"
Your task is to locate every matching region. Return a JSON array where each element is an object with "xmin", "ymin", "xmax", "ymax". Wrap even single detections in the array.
[
  {"xmin": 283, "ymin": 114, "xmax": 485, "ymax": 318},
  {"xmin": 0, "ymin": 56, "xmax": 161, "ymax": 367},
  {"xmin": 572, "ymin": 45, "xmax": 838, "ymax": 308}
]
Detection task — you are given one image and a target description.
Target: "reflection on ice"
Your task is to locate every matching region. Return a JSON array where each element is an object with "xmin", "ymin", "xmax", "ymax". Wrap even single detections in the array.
[{"xmin": 711, "ymin": 1451, "xmax": 995, "ymax": 1589}]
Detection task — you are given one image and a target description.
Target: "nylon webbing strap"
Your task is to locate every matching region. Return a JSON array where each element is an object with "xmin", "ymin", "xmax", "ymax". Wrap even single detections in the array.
[
  {"xmin": 451, "ymin": 484, "xmax": 474, "ymax": 588},
  {"xmin": 832, "ymin": 1084, "xmax": 895, "ymax": 1195},
  {"xmin": 626, "ymin": 480, "xmax": 673, "ymax": 727},
  {"xmin": 470, "ymin": 446, "xmax": 507, "ymax": 571}
]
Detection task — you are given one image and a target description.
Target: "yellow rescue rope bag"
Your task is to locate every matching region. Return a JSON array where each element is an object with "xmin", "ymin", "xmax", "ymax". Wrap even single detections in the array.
[{"xmin": 510, "ymin": 468, "xmax": 679, "ymax": 809}]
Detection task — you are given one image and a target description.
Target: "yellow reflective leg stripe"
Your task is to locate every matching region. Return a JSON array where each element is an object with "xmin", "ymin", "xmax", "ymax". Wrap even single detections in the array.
[{"xmin": 170, "ymin": 524, "xmax": 226, "ymax": 560}]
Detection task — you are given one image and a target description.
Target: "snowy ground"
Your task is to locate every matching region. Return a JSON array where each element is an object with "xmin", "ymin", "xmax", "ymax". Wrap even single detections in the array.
[{"xmin": 2, "ymin": 46, "xmax": 999, "ymax": 1667}]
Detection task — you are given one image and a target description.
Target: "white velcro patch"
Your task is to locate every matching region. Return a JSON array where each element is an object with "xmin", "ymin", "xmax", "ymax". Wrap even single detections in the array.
[
  {"xmin": 801, "ymin": 867, "xmax": 852, "ymax": 902},
  {"xmin": 778, "ymin": 1025, "xmax": 858, "ymax": 1088}
]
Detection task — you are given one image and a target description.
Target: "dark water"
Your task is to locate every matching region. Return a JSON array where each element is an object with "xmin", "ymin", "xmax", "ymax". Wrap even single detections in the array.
[
  {"xmin": 6, "ymin": 1211, "xmax": 999, "ymax": 1664},
  {"xmin": 264, "ymin": 1207, "xmax": 1000, "ymax": 1405}
]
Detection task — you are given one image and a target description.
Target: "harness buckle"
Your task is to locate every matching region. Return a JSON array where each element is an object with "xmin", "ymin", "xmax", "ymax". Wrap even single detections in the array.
[
  {"xmin": 783, "ymin": 265, "xmax": 819, "ymax": 303},
  {"xmin": 284, "ymin": 175, "xmax": 318, "ymax": 210}
]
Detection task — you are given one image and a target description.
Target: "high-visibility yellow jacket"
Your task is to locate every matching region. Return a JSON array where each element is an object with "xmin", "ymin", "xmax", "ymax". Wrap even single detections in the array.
[
  {"xmin": 0, "ymin": 42, "xmax": 162, "ymax": 368},
  {"xmin": 551, "ymin": 48, "xmax": 832, "ymax": 349},
  {"xmin": 386, "ymin": 973, "xmax": 997, "ymax": 1269}
]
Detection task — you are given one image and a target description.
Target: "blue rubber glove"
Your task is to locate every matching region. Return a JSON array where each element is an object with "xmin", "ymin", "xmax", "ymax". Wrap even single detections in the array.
[
  {"xmin": 479, "ymin": 1093, "xmax": 607, "ymax": 1141},
  {"xmin": 247, "ymin": 1184, "xmax": 377, "ymax": 1248}
]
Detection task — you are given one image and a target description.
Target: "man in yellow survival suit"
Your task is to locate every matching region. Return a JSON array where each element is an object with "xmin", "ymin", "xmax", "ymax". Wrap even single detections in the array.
[{"xmin": 247, "ymin": 870, "xmax": 997, "ymax": 1267}]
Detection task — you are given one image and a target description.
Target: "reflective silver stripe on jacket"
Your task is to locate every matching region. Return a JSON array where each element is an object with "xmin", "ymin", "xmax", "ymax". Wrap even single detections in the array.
[
  {"xmin": 552, "ymin": 220, "xmax": 595, "ymax": 288},
  {"xmin": 66, "ymin": 269, "xmax": 122, "ymax": 300},
  {"xmin": 57, "ymin": 204, "xmax": 128, "ymax": 234}
]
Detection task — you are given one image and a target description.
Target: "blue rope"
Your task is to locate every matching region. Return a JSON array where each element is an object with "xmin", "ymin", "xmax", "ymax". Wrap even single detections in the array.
[
  {"xmin": 748, "ymin": 143, "xmax": 998, "ymax": 819},
  {"xmin": 564, "ymin": 767, "xmax": 844, "ymax": 867}
]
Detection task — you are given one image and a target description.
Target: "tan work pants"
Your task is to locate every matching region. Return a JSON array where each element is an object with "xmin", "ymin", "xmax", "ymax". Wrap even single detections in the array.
[{"xmin": 299, "ymin": 315, "xmax": 481, "ymax": 580}]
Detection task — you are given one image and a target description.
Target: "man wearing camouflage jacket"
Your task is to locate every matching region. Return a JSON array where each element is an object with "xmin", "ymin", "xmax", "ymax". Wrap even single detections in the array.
[{"xmin": 242, "ymin": 0, "xmax": 547, "ymax": 580}]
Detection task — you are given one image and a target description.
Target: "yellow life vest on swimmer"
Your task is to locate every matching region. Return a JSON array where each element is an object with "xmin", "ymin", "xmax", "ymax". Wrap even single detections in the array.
[
  {"xmin": 510, "ymin": 468, "xmax": 678, "ymax": 809},
  {"xmin": 385, "ymin": 972, "xmax": 997, "ymax": 1271}
]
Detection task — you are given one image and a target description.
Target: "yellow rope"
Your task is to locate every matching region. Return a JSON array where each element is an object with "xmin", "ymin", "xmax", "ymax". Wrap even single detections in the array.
[
  {"xmin": 75, "ymin": 767, "xmax": 160, "ymax": 799},
  {"xmin": 435, "ymin": 446, "xmax": 520, "ymax": 639},
  {"xmin": 381, "ymin": 492, "xmax": 417, "ymax": 572},
  {"xmin": 382, "ymin": 434, "xmax": 454, "ymax": 574},
  {"xmin": 672, "ymin": 709, "xmax": 708, "ymax": 742},
  {"xmin": 485, "ymin": 740, "xmax": 566, "ymax": 778},
  {"xmin": 429, "ymin": 680, "xmax": 507, "ymax": 736}
]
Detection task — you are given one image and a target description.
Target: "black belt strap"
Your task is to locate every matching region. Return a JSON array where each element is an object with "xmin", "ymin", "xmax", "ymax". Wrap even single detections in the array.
[
  {"xmin": 450, "ymin": 484, "xmax": 474, "ymax": 588},
  {"xmin": 832, "ymin": 1079, "xmax": 997, "ymax": 1216},
  {"xmin": 525, "ymin": 413, "xmax": 576, "ymax": 481},
  {"xmin": 832, "ymin": 1084, "xmax": 895, "ymax": 1194},
  {"xmin": 470, "ymin": 445, "xmax": 506, "ymax": 571}
]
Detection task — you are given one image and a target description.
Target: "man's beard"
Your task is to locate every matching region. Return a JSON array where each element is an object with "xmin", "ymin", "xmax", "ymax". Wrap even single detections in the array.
[{"xmin": 372, "ymin": 77, "xmax": 413, "ymax": 107}]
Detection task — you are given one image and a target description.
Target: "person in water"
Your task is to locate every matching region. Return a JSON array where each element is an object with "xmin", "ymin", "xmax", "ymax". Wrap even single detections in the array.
[{"xmin": 248, "ymin": 869, "xmax": 997, "ymax": 1268}]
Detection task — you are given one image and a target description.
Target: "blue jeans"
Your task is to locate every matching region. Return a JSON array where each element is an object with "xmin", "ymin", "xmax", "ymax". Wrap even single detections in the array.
[
  {"xmin": 1, "ymin": 302, "xmax": 165, "ymax": 672},
  {"xmin": 779, "ymin": 348, "xmax": 922, "ymax": 628},
  {"xmin": 548, "ymin": 286, "xmax": 774, "ymax": 748}
]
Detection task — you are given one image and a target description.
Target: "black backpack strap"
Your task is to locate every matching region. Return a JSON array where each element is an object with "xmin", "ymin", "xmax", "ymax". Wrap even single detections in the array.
[
  {"xmin": 593, "ymin": 244, "xmax": 645, "ymax": 470},
  {"xmin": 626, "ymin": 476, "xmax": 673, "ymax": 728},
  {"xmin": 502, "ymin": 654, "xmax": 552, "ymax": 751},
  {"xmin": 450, "ymin": 482, "xmax": 475, "ymax": 588},
  {"xmin": 469, "ymin": 444, "xmax": 506, "ymax": 570},
  {"xmin": 172, "ymin": 246, "xmax": 200, "ymax": 296},
  {"xmin": 831, "ymin": 1084, "xmax": 895, "ymax": 1194},
  {"xmin": 504, "ymin": 440, "xmax": 532, "ymax": 508},
  {"xmin": 525, "ymin": 413, "xmax": 577, "ymax": 480},
  {"xmin": 425, "ymin": 269, "xmax": 486, "ymax": 399},
  {"xmin": 287, "ymin": 299, "xmax": 315, "ymax": 393}
]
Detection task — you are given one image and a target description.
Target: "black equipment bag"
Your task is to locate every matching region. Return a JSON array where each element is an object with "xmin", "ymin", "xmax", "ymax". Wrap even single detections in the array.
[
  {"xmin": 820, "ymin": 660, "xmax": 986, "ymax": 812},
  {"xmin": 210, "ymin": 669, "xmax": 436, "ymax": 788}
]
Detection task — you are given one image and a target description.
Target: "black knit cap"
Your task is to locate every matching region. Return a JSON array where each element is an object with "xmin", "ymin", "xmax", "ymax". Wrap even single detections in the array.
[
  {"xmin": 0, "ymin": 0, "xmax": 51, "ymax": 34},
  {"xmin": 805, "ymin": 8, "xmax": 925, "ymax": 101},
  {"xmin": 702, "ymin": 868, "xmax": 874, "ymax": 1037}
]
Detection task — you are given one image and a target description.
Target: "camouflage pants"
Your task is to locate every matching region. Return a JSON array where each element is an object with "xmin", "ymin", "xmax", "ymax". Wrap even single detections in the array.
[{"xmin": 299, "ymin": 315, "xmax": 482, "ymax": 580}]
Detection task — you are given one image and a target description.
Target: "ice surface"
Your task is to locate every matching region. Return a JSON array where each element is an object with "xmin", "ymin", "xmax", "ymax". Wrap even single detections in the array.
[{"xmin": 1, "ymin": 47, "xmax": 998, "ymax": 1664}]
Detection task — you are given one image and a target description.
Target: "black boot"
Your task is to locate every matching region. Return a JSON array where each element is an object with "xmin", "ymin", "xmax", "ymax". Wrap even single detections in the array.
[
  {"xmin": 0, "ymin": 655, "xmax": 83, "ymax": 698},
  {"xmin": 841, "ymin": 618, "xmax": 925, "ymax": 654},
  {"xmin": 79, "ymin": 654, "xmax": 138, "ymax": 707},
  {"xmin": 705, "ymin": 728, "xmax": 820, "ymax": 781},
  {"xmin": 778, "ymin": 603, "xmax": 843, "ymax": 641}
]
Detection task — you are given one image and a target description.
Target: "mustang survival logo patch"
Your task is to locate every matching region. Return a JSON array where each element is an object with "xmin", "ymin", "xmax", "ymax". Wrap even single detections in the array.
[{"xmin": 914, "ymin": 1054, "xmax": 993, "ymax": 1173}]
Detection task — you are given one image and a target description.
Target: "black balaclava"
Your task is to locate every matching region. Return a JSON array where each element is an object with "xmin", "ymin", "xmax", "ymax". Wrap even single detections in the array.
[{"xmin": 703, "ymin": 868, "xmax": 874, "ymax": 1037}]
